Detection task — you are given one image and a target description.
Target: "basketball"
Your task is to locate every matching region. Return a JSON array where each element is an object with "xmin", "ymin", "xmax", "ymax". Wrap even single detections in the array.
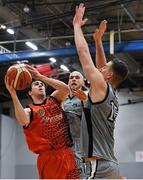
[{"xmin": 6, "ymin": 64, "xmax": 32, "ymax": 90}]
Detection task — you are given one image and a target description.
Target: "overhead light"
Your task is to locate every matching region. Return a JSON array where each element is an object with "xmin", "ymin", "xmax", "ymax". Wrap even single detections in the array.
[
  {"xmin": 25, "ymin": 41, "xmax": 38, "ymax": 50},
  {"xmin": 17, "ymin": 60, "xmax": 29, "ymax": 64},
  {"xmin": 7, "ymin": 28, "xmax": 15, "ymax": 35},
  {"xmin": 23, "ymin": 4, "xmax": 30, "ymax": 13},
  {"xmin": 0, "ymin": 25, "xmax": 6, "ymax": 29},
  {"xmin": 60, "ymin": 65, "xmax": 69, "ymax": 71},
  {"xmin": 65, "ymin": 41, "xmax": 71, "ymax": 47},
  {"xmin": 49, "ymin": 57, "xmax": 56, "ymax": 63}
]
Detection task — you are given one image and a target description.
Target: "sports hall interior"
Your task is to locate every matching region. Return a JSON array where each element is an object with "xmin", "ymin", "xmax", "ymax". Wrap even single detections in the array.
[{"xmin": 0, "ymin": 0, "xmax": 143, "ymax": 179}]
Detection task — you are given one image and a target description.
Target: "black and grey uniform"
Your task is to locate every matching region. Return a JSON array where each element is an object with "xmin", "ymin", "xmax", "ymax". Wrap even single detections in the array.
[
  {"xmin": 63, "ymin": 95, "xmax": 85, "ymax": 178},
  {"xmin": 81, "ymin": 84, "xmax": 120, "ymax": 179}
]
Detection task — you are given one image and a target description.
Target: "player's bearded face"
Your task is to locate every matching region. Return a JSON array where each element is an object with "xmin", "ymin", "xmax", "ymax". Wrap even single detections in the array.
[{"xmin": 68, "ymin": 74, "xmax": 83, "ymax": 90}]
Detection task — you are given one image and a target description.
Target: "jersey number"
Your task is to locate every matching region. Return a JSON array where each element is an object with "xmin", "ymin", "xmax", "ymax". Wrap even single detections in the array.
[{"xmin": 108, "ymin": 101, "xmax": 118, "ymax": 122}]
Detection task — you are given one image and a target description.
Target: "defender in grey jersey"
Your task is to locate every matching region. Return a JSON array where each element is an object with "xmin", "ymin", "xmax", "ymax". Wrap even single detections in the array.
[
  {"xmin": 63, "ymin": 71, "xmax": 87, "ymax": 178},
  {"xmin": 73, "ymin": 4, "xmax": 128, "ymax": 179},
  {"xmin": 81, "ymin": 84, "xmax": 119, "ymax": 162},
  {"xmin": 81, "ymin": 84, "xmax": 120, "ymax": 178}
]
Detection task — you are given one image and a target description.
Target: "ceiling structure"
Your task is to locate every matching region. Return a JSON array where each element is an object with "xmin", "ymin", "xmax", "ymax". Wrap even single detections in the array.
[{"xmin": 1, "ymin": 0, "xmax": 143, "ymax": 102}]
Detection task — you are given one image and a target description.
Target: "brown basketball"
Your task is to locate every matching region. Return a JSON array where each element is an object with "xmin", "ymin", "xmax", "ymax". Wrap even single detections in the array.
[{"xmin": 6, "ymin": 64, "xmax": 32, "ymax": 90}]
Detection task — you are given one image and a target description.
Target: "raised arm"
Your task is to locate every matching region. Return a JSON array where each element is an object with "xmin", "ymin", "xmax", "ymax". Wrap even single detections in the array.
[
  {"xmin": 5, "ymin": 77, "xmax": 30, "ymax": 126},
  {"xmin": 93, "ymin": 20, "xmax": 107, "ymax": 69},
  {"xmin": 73, "ymin": 3, "xmax": 107, "ymax": 100},
  {"xmin": 26, "ymin": 65, "xmax": 69, "ymax": 102}
]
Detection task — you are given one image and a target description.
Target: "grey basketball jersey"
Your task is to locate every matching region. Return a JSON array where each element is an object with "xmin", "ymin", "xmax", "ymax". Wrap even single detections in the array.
[
  {"xmin": 81, "ymin": 84, "xmax": 119, "ymax": 163},
  {"xmin": 63, "ymin": 96, "xmax": 83, "ymax": 139}
]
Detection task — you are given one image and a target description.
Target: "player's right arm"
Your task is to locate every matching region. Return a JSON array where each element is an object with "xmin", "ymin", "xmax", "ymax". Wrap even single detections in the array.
[{"xmin": 5, "ymin": 76, "xmax": 30, "ymax": 126}]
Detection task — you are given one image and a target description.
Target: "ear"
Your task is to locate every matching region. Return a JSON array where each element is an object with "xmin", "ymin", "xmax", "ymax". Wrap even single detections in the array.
[{"xmin": 28, "ymin": 90, "xmax": 32, "ymax": 97}]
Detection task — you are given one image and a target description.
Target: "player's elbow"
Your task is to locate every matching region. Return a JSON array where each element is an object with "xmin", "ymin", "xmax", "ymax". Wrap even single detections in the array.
[
  {"xmin": 17, "ymin": 118, "xmax": 29, "ymax": 126},
  {"xmin": 63, "ymin": 85, "xmax": 70, "ymax": 96},
  {"xmin": 77, "ymin": 45, "xmax": 88, "ymax": 54},
  {"xmin": 15, "ymin": 115, "xmax": 30, "ymax": 127}
]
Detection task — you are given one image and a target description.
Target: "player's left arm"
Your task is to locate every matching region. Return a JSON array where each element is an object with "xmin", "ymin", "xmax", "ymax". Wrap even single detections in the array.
[{"xmin": 93, "ymin": 20, "xmax": 107, "ymax": 69}]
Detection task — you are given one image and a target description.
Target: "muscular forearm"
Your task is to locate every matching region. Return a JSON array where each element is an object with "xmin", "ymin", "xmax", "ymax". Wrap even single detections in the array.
[
  {"xmin": 74, "ymin": 25, "xmax": 97, "ymax": 81},
  {"xmin": 74, "ymin": 25, "xmax": 89, "ymax": 53},
  {"xmin": 95, "ymin": 39, "xmax": 107, "ymax": 69},
  {"xmin": 74, "ymin": 26, "xmax": 94, "ymax": 68},
  {"xmin": 11, "ymin": 94, "xmax": 29, "ymax": 126},
  {"xmin": 74, "ymin": 25, "xmax": 92, "ymax": 62},
  {"xmin": 94, "ymin": 20, "xmax": 108, "ymax": 69},
  {"xmin": 37, "ymin": 74, "xmax": 69, "ymax": 93}
]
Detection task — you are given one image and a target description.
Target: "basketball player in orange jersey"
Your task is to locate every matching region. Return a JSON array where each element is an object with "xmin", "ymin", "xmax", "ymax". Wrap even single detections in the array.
[{"xmin": 5, "ymin": 64, "xmax": 79, "ymax": 179}]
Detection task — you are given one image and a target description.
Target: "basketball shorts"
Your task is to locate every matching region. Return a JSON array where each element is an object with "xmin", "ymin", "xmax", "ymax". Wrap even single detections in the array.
[
  {"xmin": 37, "ymin": 147, "xmax": 79, "ymax": 179},
  {"xmin": 86, "ymin": 159, "xmax": 120, "ymax": 179}
]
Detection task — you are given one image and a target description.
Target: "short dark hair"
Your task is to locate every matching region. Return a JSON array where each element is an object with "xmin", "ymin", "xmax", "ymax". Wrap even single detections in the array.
[{"xmin": 111, "ymin": 59, "xmax": 129, "ymax": 85}]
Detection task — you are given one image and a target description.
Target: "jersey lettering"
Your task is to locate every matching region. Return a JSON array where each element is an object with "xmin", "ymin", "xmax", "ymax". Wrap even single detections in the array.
[{"xmin": 108, "ymin": 101, "xmax": 118, "ymax": 122}]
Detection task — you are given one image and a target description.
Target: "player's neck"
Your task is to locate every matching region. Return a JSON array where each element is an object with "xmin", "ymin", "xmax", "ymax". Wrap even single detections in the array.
[
  {"xmin": 69, "ymin": 90, "xmax": 74, "ymax": 97},
  {"xmin": 32, "ymin": 95, "xmax": 46, "ymax": 104}
]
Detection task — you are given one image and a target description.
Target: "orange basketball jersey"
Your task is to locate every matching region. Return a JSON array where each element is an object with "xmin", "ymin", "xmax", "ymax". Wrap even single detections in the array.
[{"xmin": 23, "ymin": 96, "xmax": 73, "ymax": 153}]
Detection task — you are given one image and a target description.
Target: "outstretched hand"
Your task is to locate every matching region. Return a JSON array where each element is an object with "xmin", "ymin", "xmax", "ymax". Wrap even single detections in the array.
[
  {"xmin": 93, "ymin": 20, "xmax": 107, "ymax": 41},
  {"xmin": 73, "ymin": 3, "xmax": 88, "ymax": 27},
  {"xmin": 72, "ymin": 89, "xmax": 87, "ymax": 101},
  {"xmin": 25, "ymin": 64, "xmax": 42, "ymax": 79},
  {"xmin": 4, "ymin": 76, "xmax": 16, "ymax": 96}
]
